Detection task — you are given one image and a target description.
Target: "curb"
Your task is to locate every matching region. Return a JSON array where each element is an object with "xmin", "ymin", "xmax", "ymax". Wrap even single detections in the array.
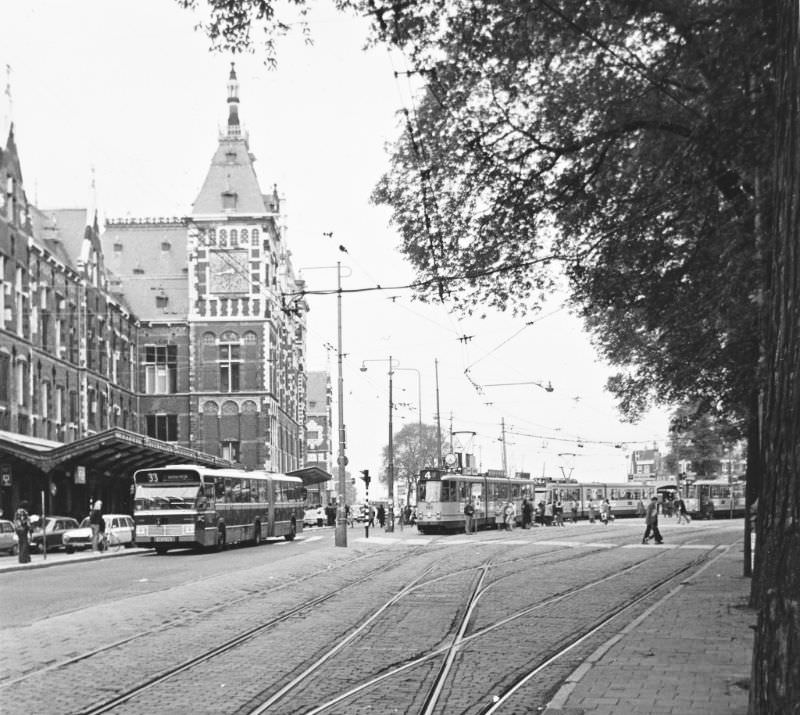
[{"xmin": 0, "ymin": 547, "xmax": 147, "ymax": 574}]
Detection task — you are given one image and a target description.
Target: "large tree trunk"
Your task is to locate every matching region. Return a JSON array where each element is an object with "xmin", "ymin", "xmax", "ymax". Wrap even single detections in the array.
[{"xmin": 749, "ymin": 0, "xmax": 800, "ymax": 710}]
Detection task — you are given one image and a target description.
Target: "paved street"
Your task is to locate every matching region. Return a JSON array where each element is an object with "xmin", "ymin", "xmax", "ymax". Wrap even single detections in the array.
[{"xmin": 0, "ymin": 519, "xmax": 753, "ymax": 714}]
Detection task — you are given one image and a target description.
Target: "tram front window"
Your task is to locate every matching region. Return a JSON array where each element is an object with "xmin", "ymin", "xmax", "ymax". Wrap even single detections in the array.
[{"xmin": 418, "ymin": 481, "xmax": 441, "ymax": 502}]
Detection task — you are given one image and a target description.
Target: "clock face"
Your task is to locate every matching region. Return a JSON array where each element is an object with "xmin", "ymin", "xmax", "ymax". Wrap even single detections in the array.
[{"xmin": 209, "ymin": 250, "xmax": 249, "ymax": 293}]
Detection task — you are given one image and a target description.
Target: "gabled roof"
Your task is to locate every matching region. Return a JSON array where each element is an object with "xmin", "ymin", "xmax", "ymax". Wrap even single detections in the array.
[
  {"xmin": 192, "ymin": 138, "xmax": 271, "ymax": 216},
  {"xmin": 101, "ymin": 220, "xmax": 190, "ymax": 321},
  {"xmin": 30, "ymin": 207, "xmax": 90, "ymax": 270}
]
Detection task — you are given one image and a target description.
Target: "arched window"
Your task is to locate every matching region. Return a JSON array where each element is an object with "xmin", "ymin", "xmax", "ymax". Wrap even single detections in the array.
[
  {"xmin": 203, "ymin": 401, "xmax": 219, "ymax": 415},
  {"xmin": 244, "ymin": 331, "xmax": 257, "ymax": 344},
  {"xmin": 208, "ymin": 228, "xmax": 216, "ymax": 245},
  {"xmin": 219, "ymin": 229, "xmax": 227, "ymax": 247},
  {"xmin": 203, "ymin": 331, "xmax": 216, "ymax": 345},
  {"xmin": 220, "ymin": 330, "xmax": 239, "ymax": 343},
  {"xmin": 230, "ymin": 229, "xmax": 238, "ymax": 246},
  {"xmin": 242, "ymin": 400, "xmax": 258, "ymax": 414},
  {"xmin": 251, "ymin": 228, "xmax": 259, "ymax": 244},
  {"xmin": 240, "ymin": 229, "xmax": 248, "ymax": 244},
  {"xmin": 222, "ymin": 400, "xmax": 239, "ymax": 416}
]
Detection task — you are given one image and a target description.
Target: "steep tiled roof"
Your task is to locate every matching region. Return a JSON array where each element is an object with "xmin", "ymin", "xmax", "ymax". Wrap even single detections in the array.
[
  {"xmin": 101, "ymin": 220, "xmax": 189, "ymax": 320},
  {"xmin": 30, "ymin": 207, "xmax": 88, "ymax": 270},
  {"xmin": 192, "ymin": 138, "xmax": 271, "ymax": 216}
]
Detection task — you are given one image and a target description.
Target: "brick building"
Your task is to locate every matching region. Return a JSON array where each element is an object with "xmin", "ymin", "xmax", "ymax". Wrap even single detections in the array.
[{"xmin": 0, "ymin": 65, "xmax": 308, "ymax": 519}]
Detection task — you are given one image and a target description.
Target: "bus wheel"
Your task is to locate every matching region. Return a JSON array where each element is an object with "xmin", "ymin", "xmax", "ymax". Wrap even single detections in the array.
[
  {"xmin": 284, "ymin": 519, "xmax": 297, "ymax": 541},
  {"xmin": 253, "ymin": 521, "xmax": 262, "ymax": 546}
]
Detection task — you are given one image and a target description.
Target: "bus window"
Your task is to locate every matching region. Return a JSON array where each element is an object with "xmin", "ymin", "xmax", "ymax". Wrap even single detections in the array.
[
  {"xmin": 512, "ymin": 484, "xmax": 521, "ymax": 499},
  {"xmin": 257, "ymin": 480, "xmax": 268, "ymax": 503}
]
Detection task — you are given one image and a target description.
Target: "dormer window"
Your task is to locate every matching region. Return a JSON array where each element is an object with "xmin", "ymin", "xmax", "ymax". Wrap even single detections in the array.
[
  {"xmin": 113, "ymin": 242, "xmax": 123, "ymax": 253},
  {"xmin": 225, "ymin": 151, "xmax": 237, "ymax": 163},
  {"xmin": 161, "ymin": 241, "xmax": 171, "ymax": 252},
  {"xmin": 222, "ymin": 191, "xmax": 237, "ymax": 211},
  {"xmin": 155, "ymin": 294, "xmax": 168, "ymax": 309}
]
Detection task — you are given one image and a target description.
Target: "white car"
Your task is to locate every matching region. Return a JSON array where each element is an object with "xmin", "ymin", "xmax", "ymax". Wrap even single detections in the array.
[
  {"xmin": 303, "ymin": 507, "xmax": 325, "ymax": 527},
  {"xmin": 62, "ymin": 514, "xmax": 136, "ymax": 553}
]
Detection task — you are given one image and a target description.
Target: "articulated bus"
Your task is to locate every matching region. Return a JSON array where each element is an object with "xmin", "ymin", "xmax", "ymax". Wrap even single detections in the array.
[
  {"xmin": 132, "ymin": 465, "xmax": 305, "ymax": 553},
  {"xmin": 416, "ymin": 469, "xmax": 546, "ymax": 533}
]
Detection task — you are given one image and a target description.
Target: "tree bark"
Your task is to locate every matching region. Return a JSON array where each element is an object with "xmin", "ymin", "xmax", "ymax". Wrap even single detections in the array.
[{"xmin": 749, "ymin": 0, "xmax": 800, "ymax": 710}]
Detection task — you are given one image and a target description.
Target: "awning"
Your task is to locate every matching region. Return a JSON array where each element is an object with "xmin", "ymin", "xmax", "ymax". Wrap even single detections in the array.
[
  {"xmin": 288, "ymin": 465, "xmax": 332, "ymax": 486},
  {"xmin": 0, "ymin": 427, "xmax": 238, "ymax": 476}
]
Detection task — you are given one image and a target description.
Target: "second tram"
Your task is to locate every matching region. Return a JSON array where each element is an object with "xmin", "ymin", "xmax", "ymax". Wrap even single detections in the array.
[
  {"xmin": 683, "ymin": 478, "xmax": 746, "ymax": 518},
  {"xmin": 543, "ymin": 481, "xmax": 657, "ymax": 519}
]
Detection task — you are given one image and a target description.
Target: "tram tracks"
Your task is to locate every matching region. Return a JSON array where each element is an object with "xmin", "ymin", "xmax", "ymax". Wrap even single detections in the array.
[{"xmin": 246, "ymin": 540, "xmax": 733, "ymax": 714}]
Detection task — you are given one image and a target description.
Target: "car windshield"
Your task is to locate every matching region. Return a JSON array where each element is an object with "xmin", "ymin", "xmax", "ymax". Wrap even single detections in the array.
[{"xmin": 134, "ymin": 485, "xmax": 202, "ymax": 511}]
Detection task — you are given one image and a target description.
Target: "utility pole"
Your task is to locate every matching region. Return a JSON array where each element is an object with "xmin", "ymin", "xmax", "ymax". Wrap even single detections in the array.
[
  {"xmin": 387, "ymin": 355, "xmax": 394, "ymax": 532},
  {"xmin": 435, "ymin": 358, "xmax": 442, "ymax": 467},
  {"xmin": 501, "ymin": 417, "xmax": 509, "ymax": 478},
  {"xmin": 335, "ymin": 261, "xmax": 347, "ymax": 547}
]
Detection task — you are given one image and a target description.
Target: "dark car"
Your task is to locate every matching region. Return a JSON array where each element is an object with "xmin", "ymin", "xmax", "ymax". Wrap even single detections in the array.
[{"xmin": 30, "ymin": 516, "xmax": 81, "ymax": 552}]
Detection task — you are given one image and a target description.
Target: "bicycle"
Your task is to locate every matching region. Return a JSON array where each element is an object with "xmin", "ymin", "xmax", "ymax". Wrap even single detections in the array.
[{"xmin": 101, "ymin": 530, "xmax": 123, "ymax": 552}]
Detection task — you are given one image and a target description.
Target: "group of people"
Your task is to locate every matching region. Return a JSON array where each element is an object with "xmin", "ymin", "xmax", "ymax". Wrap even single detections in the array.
[{"xmin": 11, "ymin": 498, "xmax": 106, "ymax": 564}]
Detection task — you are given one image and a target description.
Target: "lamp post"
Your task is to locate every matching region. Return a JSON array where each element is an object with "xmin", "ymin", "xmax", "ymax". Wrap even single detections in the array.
[
  {"xmin": 360, "ymin": 357, "xmax": 402, "ymax": 532},
  {"xmin": 300, "ymin": 260, "xmax": 350, "ymax": 547}
]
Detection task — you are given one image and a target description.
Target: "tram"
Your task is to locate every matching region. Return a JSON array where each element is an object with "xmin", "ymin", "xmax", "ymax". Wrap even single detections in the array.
[
  {"xmin": 543, "ymin": 481, "xmax": 657, "ymax": 519},
  {"xmin": 683, "ymin": 478, "xmax": 746, "ymax": 518},
  {"xmin": 132, "ymin": 464, "xmax": 305, "ymax": 553},
  {"xmin": 415, "ymin": 469, "xmax": 546, "ymax": 533}
]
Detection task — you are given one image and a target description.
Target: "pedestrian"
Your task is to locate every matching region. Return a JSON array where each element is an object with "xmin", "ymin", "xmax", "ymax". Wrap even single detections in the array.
[
  {"xmin": 544, "ymin": 500, "xmax": 553, "ymax": 526},
  {"xmin": 600, "ymin": 498, "xmax": 612, "ymax": 525},
  {"xmin": 521, "ymin": 498, "xmax": 533, "ymax": 529},
  {"xmin": 676, "ymin": 496, "xmax": 691, "ymax": 524},
  {"xmin": 345, "ymin": 503, "xmax": 353, "ymax": 527},
  {"xmin": 554, "ymin": 498, "xmax": 564, "ymax": 526},
  {"xmin": 404, "ymin": 503, "xmax": 412, "ymax": 526},
  {"xmin": 14, "ymin": 500, "xmax": 32, "ymax": 564},
  {"xmin": 89, "ymin": 500, "xmax": 104, "ymax": 551},
  {"xmin": 326, "ymin": 502, "xmax": 336, "ymax": 526},
  {"xmin": 587, "ymin": 499, "xmax": 596, "ymax": 523},
  {"xmin": 377, "ymin": 503, "xmax": 386, "ymax": 528},
  {"xmin": 536, "ymin": 501, "xmax": 545, "ymax": 526},
  {"xmin": 642, "ymin": 496, "xmax": 664, "ymax": 544},
  {"xmin": 464, "ymin": 499, "xmax": 476, "ymax": 534},
  {"xmin": 503, "ymin": 501, "xmax": 515, "ymax": 530},
  {"xmin": 570, "ymin": 499, "xmax": 579, "ymax": 523},
  {"xmin": 636, "ymin": 499, "xmax": 646, "ymax": 517},
  {"xmin": 368, "ymin": 504, "xmax": 376, "ymax": 527}
]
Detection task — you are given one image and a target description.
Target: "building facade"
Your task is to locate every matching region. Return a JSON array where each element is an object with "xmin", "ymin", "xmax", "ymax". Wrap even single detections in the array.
[
  {"xmin": 304, "ymin": 371, "xmax": 333, "ymax": 502},
  {"xmin": 0, "ymin": 65, "xmax": 308, "ymax": 518}
]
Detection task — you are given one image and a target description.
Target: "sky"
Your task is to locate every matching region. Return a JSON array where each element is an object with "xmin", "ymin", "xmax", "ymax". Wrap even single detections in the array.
[{"xmin": 2, "ymin": 0, "xmax": 674, "ymax": 495}]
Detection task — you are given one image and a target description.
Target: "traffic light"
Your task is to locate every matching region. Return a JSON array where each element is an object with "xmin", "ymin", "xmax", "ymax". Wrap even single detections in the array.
[{"xmin": 360, "ymin": 469, "xmax": 371, "ymax": 486}]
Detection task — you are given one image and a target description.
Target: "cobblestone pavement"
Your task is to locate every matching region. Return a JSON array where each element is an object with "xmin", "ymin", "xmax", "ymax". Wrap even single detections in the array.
[{"xmin": 0, "ymin": 519, "xmax": 753, "ymax": 714}]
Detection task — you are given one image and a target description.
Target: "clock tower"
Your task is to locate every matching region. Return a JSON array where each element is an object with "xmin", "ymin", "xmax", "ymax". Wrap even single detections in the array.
[{"xmin": 187, "ymin": 63, "xmax": 307, "ymax": 472}]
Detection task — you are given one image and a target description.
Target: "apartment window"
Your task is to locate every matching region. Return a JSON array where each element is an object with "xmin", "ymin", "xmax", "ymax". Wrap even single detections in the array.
[
  {"xmin": 15, "ymin": 360, "xmax": 27, "ymax": 407},
  {"xmin": 146, "ymin": 414, "xmax": 178, "ymax": 442},
  {"xmin": 0, "ymin": 353, "xmax": 8, "ymax": 402},
  {"xmin": 41, "ymin": 381, "xmax": 49, "ymax": 419},
  {"xmin": 144, "ymin": 345, "xmax": 177, "ymax": 394},
  {"xmin": 55, "ymin": 386, "xmax": 63, "ymax": 424},
  {"xmin": 219, "ymin": 343, "xmax": 240, "ymax": 392}
]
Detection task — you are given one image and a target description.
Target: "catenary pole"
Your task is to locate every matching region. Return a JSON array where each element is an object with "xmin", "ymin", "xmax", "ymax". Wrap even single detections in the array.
[{"xmin": 335, "ymin": 261, "xmax": 347, "ymax": 547}]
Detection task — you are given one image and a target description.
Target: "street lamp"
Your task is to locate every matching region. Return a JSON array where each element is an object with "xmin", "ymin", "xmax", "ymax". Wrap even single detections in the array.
[{"xmin": 360, "ymin": 357, "xmax": 402, "ymax": 532}]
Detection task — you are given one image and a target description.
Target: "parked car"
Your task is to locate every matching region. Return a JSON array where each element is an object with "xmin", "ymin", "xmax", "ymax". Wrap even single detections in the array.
[
  {"xmin": 303, "ymin": 506, "xmax": 325, "ymax": 527},
  {"xmin": 62, "ymin": 514, "xmax": 136, "ymax": 553},
  {"xmin": 0, "ymin": 519, "xmax": 17, "ymax": 555},
  {"xmin": 29, "ymin": 516, "xmax": 81, "ymax": 552}
]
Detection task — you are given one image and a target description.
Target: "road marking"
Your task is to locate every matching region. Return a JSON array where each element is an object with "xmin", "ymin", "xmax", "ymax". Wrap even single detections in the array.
[{"xmin": 301, "ymin": 536, "xmax": 324, "ymax": 543}]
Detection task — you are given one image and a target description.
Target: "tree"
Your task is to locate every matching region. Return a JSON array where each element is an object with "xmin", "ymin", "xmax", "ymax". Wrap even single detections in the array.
[
  {"xmin": 749, "ymin": 0, "xmax": 800, "ymax": 708},
  {"xmin": 663, "ymin": 404, "xmax": 741, "ymax": 477},
  {"xmin": 179, "ymin": 1, "xmax": 798, "ymax": 706},
  {"xmin": 380, "ymin": 422, "xmax": 442, "ymax": 504}
]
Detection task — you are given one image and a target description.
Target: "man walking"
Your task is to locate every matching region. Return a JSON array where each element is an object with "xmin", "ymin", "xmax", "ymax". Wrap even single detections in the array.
[
  {"xmin": 464, "ymin": 499, "xmax": 476, "ymax": 534},
  {"xmin": 642, "ymin": 496, "xmax": 664, "ymax": 544}
]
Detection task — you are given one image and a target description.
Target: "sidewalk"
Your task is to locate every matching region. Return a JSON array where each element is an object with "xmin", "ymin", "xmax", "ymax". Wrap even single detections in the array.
[
  {"xmin": 545, "ymin": 543, "xmax": 755, "ymax": 715},
  {"xmin": 0, "ymin": 545, "xmax": 147, "ymax": 574}
]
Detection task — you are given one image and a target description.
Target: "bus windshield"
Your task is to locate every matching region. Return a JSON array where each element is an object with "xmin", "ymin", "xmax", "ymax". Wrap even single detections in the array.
[{"xmin": 134, "ymin": 484, "xmax": 203, "ymax": 511}]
